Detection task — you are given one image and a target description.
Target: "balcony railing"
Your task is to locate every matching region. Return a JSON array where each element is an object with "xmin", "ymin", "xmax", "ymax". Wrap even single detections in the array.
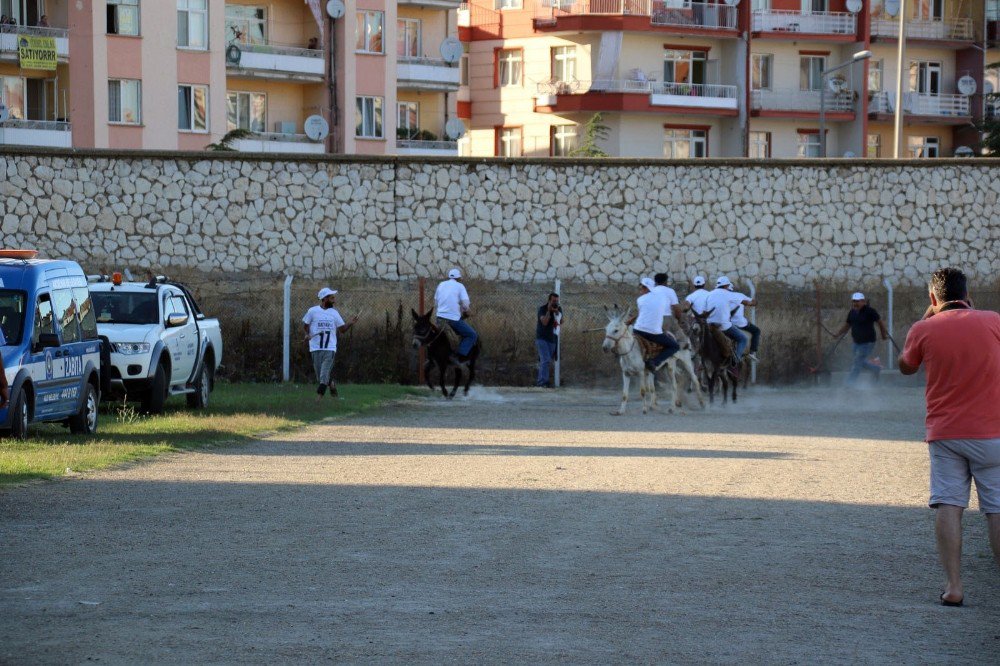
[
  {"xmin": 0, "ymin": 119, "xmax": 72, "ymax": 148},
  {"xmin": 534, "ymin": 0, "xmax": 737, "ymax": 29},
  {"xmin": 238, "ymin": 43, "xmax": 322, "ymax": 59},
  {"xmin": 752, "ymin": 88, "xmax": 855, "ymax": 113},
  {"xmin": 651, "ymin": 2, "xmax": 737, "ymax": 29},
  {"xmin": 232, "ymin": 132, "xmax": 325, "ymax": 153},
  {"xmin": 752, "ymin": 9, "xmax": 856, "ymax": 35},
  {"xmin": 227, "ymin": 42, "xmax": 324, "ymax": 79},
  {"xmin": 871, "ymin": 17, "xmax": 973, "ymax": 40},
  {"xmin": 869, "ymin": 91, "xmax": 971, "ymax": 116},
  {"xmin": 0, "ymin": 24, "xmax": 70, "ymax": 58},
  {"xmin": 987, "ymin": 100, "xmax": 1000, "ymax": 118},
  {"xmin": 541, "ymin": 0, "xmax": 654, "ymax": 15},
  {"xmin": 397, "ymin": 57, "xmax": 460, "ymax": 90},
  {"xmin": 540, "ymin": 79, "xmax": 736, "ymax": 96},
  {"xmin": 397, "ymin": 139, "xmax": 459, "ymax": 151}
]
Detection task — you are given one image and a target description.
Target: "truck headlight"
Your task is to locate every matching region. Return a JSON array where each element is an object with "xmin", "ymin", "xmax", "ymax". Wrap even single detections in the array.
[{"xmin": 112, "ymin": 342, "xmax": 151, "ymax": 355}]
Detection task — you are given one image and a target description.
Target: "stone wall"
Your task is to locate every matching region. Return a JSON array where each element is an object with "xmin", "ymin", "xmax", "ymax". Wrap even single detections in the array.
[{"xmin": 2, "ymin": 149, "xmax": 998, "ymax": 286}]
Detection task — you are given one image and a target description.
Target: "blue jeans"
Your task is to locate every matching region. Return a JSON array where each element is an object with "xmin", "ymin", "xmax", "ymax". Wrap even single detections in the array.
[
  {"xmin": 847, "ymin": 342, "xmax": 880, "ymax": 384},
  {"xmin": 535, "ymin": 339, "xmax": 557, "ymax": 386},
  {"xmin": 723, "ymin": 326, "xmax": 748, "ymax": 361},
  {"xmin": 439, "ymin": 317, "xmax": 478, "ymax": 356},
  {"xmin": 634, "ymin": 330, "xmax": 680, "ymax": 368}
]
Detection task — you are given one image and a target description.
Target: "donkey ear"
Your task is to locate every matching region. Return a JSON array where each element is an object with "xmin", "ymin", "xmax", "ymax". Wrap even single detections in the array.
[
  {"xmin": 624, "ymin": 306, "xmax": 632, "ymax": 320},
  {"xmin": 411, "ymin": 308, "xmax": 420, "ymax": 320},
  {"xmin": 424, "ymin": 309, "xmax": 434, "ymax": 319}
]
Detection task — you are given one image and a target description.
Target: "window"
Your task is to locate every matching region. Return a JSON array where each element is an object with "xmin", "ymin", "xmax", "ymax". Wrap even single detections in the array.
[
  {"xmin": 664, "ymin": 50, "xmax": 707, "ymax": 85},
  {"xmin": 0, "ymin": 291, "xmax": 26, "ymax": 346},
  {"xmin": 226, "ymin": 5, "xmax": 266, "ymax": 46},
  {"xmin": 867, "ymin": 134, "xmax": 881, "ymax": 158},
  {"xmin": 752, "ymin": 54, "xmax": 772, "ymax": 90},
  {"xmin": 31, "ymin": 294, "xmax": 55, "ymax": 351},
  {"xmin": 800, "ymin": 55, "xmax": 826, "ymax": 91},
  {"xmin": 496, "ymin": 49, "xmax": 522, "ymax": 87},
  {"xmin": 552, "ymin": 46, "xmax": 577, "ymax": 83},
  {"xmin": 460, "ymin": 54, "xmax": 470, "ymax": 86},
  {"xmin": 908, "ymin": 136, "xmax": 939, "ymax": 158},
  {"xmin": 177, "ymin": 0, "xmax": 208, "ymax": 49},
  {"xmin": 551, "ymin": 125, "xmax": 578, "ymax": 157},
  {"xmin": 51, "ymin": 290, "xmax": 81, "ymax": 344},
  {"xmin": 868, "ymin": 59, "xmax": 883, "ymax": 92},
  {"xmin": 749, "ymin": 131, "xmax": 771, "ymax": 158},
  {"xmin": 227, "ymin": 91, "xmax": 266, "ymax": 132},
  {"xmin": 178, "ymin": 84, "xmax": 208, "ymax": 132},
  {"xmin": 497, "ymin": 127, "xmax": 521, "ymax": 157},
  {"xmin": 797, "ymin": 132, "xmax": 822, "ymax": 158},
  {"xmin": 909, "ymin": 60, "xmax": 941, "ymax": 94},
  {"xmin": 167, "ymin": 294, "xmax": 190, "ymax": 321},
  {"xmin": 73, "ymin": 287, "xmax": 99, "ymax": 340},
  {"xmin": 356, "ymin": 11, "xmax": 384, "ymax": 54},
  {"xmin": 397, "ymin": 18, "xmax": 420, "ymax": 59},
  {"xmin": 0, "ymin": 75, "xmax": 24, "ymax": 119},
  {"xmin": 495, "ymin": 0, "xmax": 522, "ymax": 8},
  {"xmin": 108, "ymin": 79, "xmax": 141, "ymax": 124},
  {"xmin": 107, "ymin": 0, "xmax": 140, "ymax": 36},
  {"xmin": 356, "ymin": 96, "xmax": 384, "ymax": 138},
  {"xmin": 398, "ymin": 101, "xmax": 419, "ymax": 139},
  {"xmin": 663, "ymin": 128, "xmax": 707, "ymax": 158}
]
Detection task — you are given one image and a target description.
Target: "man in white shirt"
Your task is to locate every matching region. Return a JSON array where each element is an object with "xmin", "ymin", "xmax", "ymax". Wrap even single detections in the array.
[
  {"xmin": 435, "ymin": 268, "xmax": 477, "ymax": 363},
  {"xmin": 303, "ymin": 287, "xmax": 357, "ymax": 400},
  {"xmin": 629, "ymin": 277, "xmax": 680, "ymax": 373},
  {"xmin": 684, "ymin": 276, "xmax": 711, "ymax": 315},
  {"xmin": 727, "ymin": 287, "xmax": 760, "ymax": 362},
  {"xmin": 653, "ymin": 272, "xmax": 683, "ymax": 324},
  {"xmin": 705, "ymin": 276, "xmax": 748, "ymax": 366}
]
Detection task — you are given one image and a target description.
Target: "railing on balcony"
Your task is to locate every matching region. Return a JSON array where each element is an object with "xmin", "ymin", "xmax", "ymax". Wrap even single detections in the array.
[
  {"xmin": 0, "ymin": 118, "xmax": 71, "ymax": 131},
  {"xmin": 869, "ymin": 91, "xmax": 971, "ymax": 116},
  {"xmin": 234, "ymin": 43, "xmax": 322, "ymax": 59},
  {"xmin": 871, "ymin": 17, "xmax": 973, "ymax": 40},
  {"xmin": 651, "ymin": 2, "xmax": 737, "ymax": 29},
  {"xmin": 539, "ymin": 79, "xmax": 737, "ymax": 97},
  {"xmin": 540, "ymin": 0, "xmax": 654, "ymax": 16},
  {"xmin": 398, "ymin": 55, "xmax": 454, "ymax": 68},
  {"xmin": 752, "ymin": 88, "xmax": 855, "ymax": 112},
  {"xmin": 987, "ymin": 99, "xmax": 1000, "ymax": 118},
  {"xmin": 752, "ymin": 9, "xmax": 856, "ymax": 35},
  {"xmin": 0, "ymin": 119, "xmax": 72, "ymax": 148},
  {"xmin": 0, "ymin": 24, "xmax": 69, "ymax": 39},
  {"xmin": 397, "ymin": 139, "xmax": 459, "ymax": 151}
]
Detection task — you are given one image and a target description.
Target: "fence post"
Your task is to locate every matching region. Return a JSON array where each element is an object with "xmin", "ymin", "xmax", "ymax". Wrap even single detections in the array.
[
  {"xmin": 883, "ymin": 277, "xmax": 894, "ymax": 370},
  {"xmin": 418, "ymin": 277, "xmax": 426, "ymax": 386},
  {"xmin": 814, "ymin": 282, "xmax": 823, "ymax": 373},
  {"xmin": 747, "ymin": 278, "xmax": 757, "ymax": 384},
  {"xmin": 282, "ymin": 274, "xmax": 294, "ymax": 382},
  {"xmin": 554, "ymin": 278, "xmax": 561, "ymax": 388}
]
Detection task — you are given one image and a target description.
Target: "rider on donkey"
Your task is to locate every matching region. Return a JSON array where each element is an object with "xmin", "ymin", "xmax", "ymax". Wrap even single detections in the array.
[
  {"xmin": 706, "ymin": 276, "xmax": 749, "ymax": 372},
  {"xmin": 435, "ymin": 268, "xmax": 478, "ymax": 365},
  {"xmin": 627, "ymin": 277, "xmax": 681, "ymax": 374}
]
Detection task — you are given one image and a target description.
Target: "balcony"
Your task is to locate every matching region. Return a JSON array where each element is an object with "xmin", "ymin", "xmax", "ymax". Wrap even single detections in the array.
[
  {"xmin": 871, "ymin": 17, "xmax": 973, "ymax": 43},
  {"xmin": 0, "ymin": 25, "xmax": 70, "ymax": 63},
  {"xmin": 751, "ymin": 89, "xmax": 856, "ymax": 116},
  {"xmin": 533, "ymin": 0, "xmax": 738, "ymax": 33},
  {"xmin": 400, "ymin": 0, "xmax": 462, "ymax": 7},
  {"xmin": 651, "ymin": 2, "xmax": 737, "ymax": 30},
  {"xmin": 396, "ymin": 139, "xmax": 459, "ymax": 156},
  {"xmin": 0, "ymin": 119, "xmax": 72, "ymax": 148},
  {"xmin": 535, "ymin": 79, "xmax": 739, "ymax": 114},
  {"xmin": 231, "ymin": 132, "xmax": 326, "ymax": 154},
  {"xmin": 397, "ymin": 57, "xmax": 461, "ymax": 92},
  {"xmin": 226, "ymin": 43, "xmax": 324, "ymax": 82},
  {"xmin": 869, "ymin": 91, "xmax": 971, "ymax": 123},
  {"xmin": 752, "ymin": 9, "xmax": 856, "ymax": 37}
]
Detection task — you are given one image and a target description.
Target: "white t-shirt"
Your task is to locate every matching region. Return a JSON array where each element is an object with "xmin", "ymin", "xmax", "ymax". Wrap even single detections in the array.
[
  {"xmin": 685, "ymin": 288, "xmax": 710, "ymax": 314},
  {"xmin": 303, "ymin": 306, "xmax": 346, "ymax": 352},
  {"xmin": 435, "ymin": 279, "xmax": 470, "ymax": 322},
  {"xmin": 634, "ymin": 291, "xmax": 666, "ymax": 335},
  {"xmin": 729, "ymin": 291, "xmax": 751, "ymax": 328},
  {"xmin": 705, "ymin": 288, "xmax": 735, "ymax": 331},
  {"xmin": 653, "ymin": 285, "xmax": 679, "ymax": 319}
]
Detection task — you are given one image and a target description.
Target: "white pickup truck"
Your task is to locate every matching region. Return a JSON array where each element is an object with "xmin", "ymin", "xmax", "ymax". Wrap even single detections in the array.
[{"xmin": 88, "ymin": 277, "xmax": 223, "ymax": 413}]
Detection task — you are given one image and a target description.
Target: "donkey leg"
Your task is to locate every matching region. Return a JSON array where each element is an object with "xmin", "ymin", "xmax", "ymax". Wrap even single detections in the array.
[
  {"xmin": 424, "ymin": 360, "xmax": 435, "ymax": 391},
  {"xmin": 450, "ymin": 367, "xmax": 461, "ymax": 398},
  {"xmin": 613, "ymin": 374, "xmax": 630, "ymax": 415},
  {"xmin": 686, "ymin": 358, "xmax": 706, "ymax": 408},
  {"xmin": 464, "ymin": 359, "xmax": 476, "ymax": 396},
  {"xmin": 438, "ymin": 362, "xmax": 450, "ymax": 399}
]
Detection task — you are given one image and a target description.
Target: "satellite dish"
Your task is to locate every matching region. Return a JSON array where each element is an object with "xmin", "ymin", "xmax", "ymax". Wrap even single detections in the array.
[
  {"xmin": 225, "ymin": 44, "xmax": 241, "ymax": 65},
  {"xmin": 954, "ymin": 146, "xmax": 974, "ymax": 157},
  {"xmin": 723, "ymin": 0, "xmax": 739, "ymax": 6},
  {"xmin": 828, "ymin": 77, "xmax": 846, "ymax": 93},
  {"xmin": 846, "ymin": 0, "xmax": 862, "ymax": 11},
  {"xmin": 439, "ymin": 37, "xmax": 463, "ymax": 64},
  {"xmin": 326, "ymin": 0, "xmax": 345, "ymax": 19},
  {"xmin": 884, "ymin": 0, "xmax": 900, "ymax": 16},
  {"xmin": 843, "ymin": 150, "xmax": 857, "ymax": 158},
  {"xmin": 0, "ymin": 103, "xmax": 9, "ymax": 123},
  {"xmin": 304, "ymin": 115, "xmax": 330, "ymax": 142},
  {"xmin": 957, "ymin": 75, "xmax": 977, "ymax": 96},
  {"xmin": 445, "ymin": 118, "xmax": 466, "ymax": 140}
]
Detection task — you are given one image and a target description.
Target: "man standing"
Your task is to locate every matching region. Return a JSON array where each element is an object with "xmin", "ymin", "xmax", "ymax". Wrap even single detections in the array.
[
  {"xmin": 303, "ymin": 287, "xmax": 357, "ymax": 400},
  {"xmin": 684, "ymin": 276, "xmax": 711, "ymax": 315},
  {"xmin": 898, "ymin": 267, "xmax": 1000, "ymax": 607},
  {"xmin": 435, "ymin": 268, "xmax": 478, "ymax": 364},
  {"xmin": 705, "ymin": 276, "xmax": 748, "ymax": 368},
  {"xmin": 629, "ymin": 277, "xmax": 680, "ymax": 374},
  {"xmin": 832, "ymin": 292, "xmax": 888, "ymax": 385},
  {"xmin": 535, "ymin": 292, "xmax": 562, "ymax": 387}
]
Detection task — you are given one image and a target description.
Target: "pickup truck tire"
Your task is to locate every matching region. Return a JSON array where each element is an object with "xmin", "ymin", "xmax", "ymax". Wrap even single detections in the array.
[
  {"xmin": 9, "ymin": 389, "xmax": 29, "ymax": 440},
  {"xmin": 69, "ymin": 384, "xmax": 99, "ymax": 435},
  {"xmin": 186, "ymin": 364, "xmax": 212, "ymax": 410},
  {"xmin": 141, "ymin": 364, "xmax": 168, "ymax": 415}
]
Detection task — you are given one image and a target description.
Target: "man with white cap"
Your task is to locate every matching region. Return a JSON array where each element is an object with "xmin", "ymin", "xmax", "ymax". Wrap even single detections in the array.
[
  {"xmin": 727, "ymin": 285, "xmax": 760, "ymax": 362},
  {"xmin": 628, "ymin": 277, "xmax": 680, "ymax": 373},
  {"xmin": 832, "ymin": 291, "xmax": 887, "ymax": 385},
  {"xmin": 435, "ymin": 268, "xmax": 477, "ymax": 363},
  {"xmin": 705, "ymin": 276, "xmax": 748, "ymax": 369},
  {"xmin": 684, "ymin": 276, "xmax": 711, "ymax": 315},
  {"xmin": 303, "ymin": 288, "xmax": 358, "ymax": 400}
]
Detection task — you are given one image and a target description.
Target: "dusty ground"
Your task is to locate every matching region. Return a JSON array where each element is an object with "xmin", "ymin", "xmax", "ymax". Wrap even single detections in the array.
[{"xmin": 2, "ymin": 384, "xmax": 998, "ymax": 664}]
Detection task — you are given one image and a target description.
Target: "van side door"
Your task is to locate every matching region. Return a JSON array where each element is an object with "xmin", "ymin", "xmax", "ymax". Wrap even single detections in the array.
[
  {"xmin": 166, "ymin": 292, "xmax": 197, "ymax": 385},
  {"xmin": 46, "ymin": 289, "xmax": 87, "ymax": 418},
  {"xmin": 26, "ymin": 293, "xmax": 62, "ymax": 419}
]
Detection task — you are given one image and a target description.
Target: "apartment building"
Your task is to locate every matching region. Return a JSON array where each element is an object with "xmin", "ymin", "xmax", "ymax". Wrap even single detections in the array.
[
  {"xmin": 0, "ymin": 0, "xmax": 464, "ymax": 156},
  {"xmin": 458, "ymin": 0, "xmax": 990, "ymax": 158}
]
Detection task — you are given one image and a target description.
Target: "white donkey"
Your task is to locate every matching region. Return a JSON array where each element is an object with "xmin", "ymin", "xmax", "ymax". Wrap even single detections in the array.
[{"xmin": 601, "ymin": 306, "xmax": 705, "ymax": 416}]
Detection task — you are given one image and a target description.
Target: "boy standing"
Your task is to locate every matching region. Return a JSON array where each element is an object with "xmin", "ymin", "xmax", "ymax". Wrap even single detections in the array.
[{"xmin": 303, "ymin": 287, "xmax": 357, "ymax": 400}]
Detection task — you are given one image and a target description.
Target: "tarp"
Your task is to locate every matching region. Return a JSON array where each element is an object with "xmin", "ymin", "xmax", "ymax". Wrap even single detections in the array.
[
  {"xmin": 305, "ymin": 0, "xmax": 325, "ymax": 47},
  {"xmin": 18, "ymin": 35, "xmax": 57, "ymax": 71}
]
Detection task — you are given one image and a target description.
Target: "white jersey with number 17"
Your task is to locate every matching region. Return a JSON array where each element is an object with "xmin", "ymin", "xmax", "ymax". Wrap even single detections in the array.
[{"xmin": 303, "ymin": 306, "xmax": 346, "ymax": 352}]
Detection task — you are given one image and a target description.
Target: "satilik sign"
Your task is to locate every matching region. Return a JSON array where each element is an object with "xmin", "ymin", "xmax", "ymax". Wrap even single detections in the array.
[{"xmin": 18, "ymin": 35, "xmax": 57, "ymax": 71}]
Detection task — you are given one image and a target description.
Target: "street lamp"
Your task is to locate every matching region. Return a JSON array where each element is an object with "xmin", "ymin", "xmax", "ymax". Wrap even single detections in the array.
[{"xmin": 819, "ymin": 49, "xmax": 873, "ymax": 157}]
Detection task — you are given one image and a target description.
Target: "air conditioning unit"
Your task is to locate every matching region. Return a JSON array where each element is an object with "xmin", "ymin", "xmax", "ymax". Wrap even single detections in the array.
[{"xmin": 274, "ymin": 121, "xmax": 296, "ymax": 134}]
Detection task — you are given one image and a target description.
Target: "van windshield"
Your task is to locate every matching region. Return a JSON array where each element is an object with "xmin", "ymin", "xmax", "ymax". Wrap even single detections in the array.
[
  {"xmin": 91, "ymin": 291, "xmax": 159, "ymax": 325},
  {"xmin": 0, "ymin": 291, "xmax": 26, "ymax": 346}
]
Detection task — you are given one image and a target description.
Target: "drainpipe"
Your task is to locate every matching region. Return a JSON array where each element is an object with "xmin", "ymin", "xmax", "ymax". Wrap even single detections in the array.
[
  {"xmin": 883, "ymin": 277, "xmax": 894, "ymax": 370},
  {"xmin": 282, "ymin": 275, "xmax": 294, "ymax": 382}
]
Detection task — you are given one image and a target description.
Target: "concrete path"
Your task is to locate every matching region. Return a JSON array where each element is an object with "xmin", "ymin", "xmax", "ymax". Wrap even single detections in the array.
[{"xmin": 2, "ymin": 386, "xmax": 997, "ymax": 664}]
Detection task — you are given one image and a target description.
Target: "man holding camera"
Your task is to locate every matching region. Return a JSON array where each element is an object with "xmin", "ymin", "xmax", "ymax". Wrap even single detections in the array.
[{"xmin": 535, "ymin": 292, "xmax": 563, "ymax": 387}]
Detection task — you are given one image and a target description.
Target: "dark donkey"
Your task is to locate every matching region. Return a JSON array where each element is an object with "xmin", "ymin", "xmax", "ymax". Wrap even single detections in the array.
[
  {"xmin": 411, "ymin": 309, "xmax": 481, "ymax": 399},
  {"xmin": 690, "ymin": 308, "xmax": 742, "ymax": 405}
]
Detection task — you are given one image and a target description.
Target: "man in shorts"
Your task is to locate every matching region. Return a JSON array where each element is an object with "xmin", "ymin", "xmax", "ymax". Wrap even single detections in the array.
[
  {"xmin": 303, "ymin": 287, "xmax": 357, "ymax": 400},
  {"xmin": 899, "ymin": 267, "xmax": 1000, "ymax": 607}
]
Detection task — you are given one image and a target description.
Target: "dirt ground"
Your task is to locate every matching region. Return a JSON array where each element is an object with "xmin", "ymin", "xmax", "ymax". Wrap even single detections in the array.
[{"xmin": 2, "ymin": 383, "xmax": 998, "ymax": 664}]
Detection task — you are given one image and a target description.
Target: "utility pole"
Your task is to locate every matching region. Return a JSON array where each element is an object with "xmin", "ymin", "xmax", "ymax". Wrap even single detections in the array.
[{"xmin": 892, "ymin": 0, "xmax": 908, "ymax": 158}]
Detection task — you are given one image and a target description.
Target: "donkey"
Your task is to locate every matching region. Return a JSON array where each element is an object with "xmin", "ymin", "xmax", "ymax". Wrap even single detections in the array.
[
  {"xmin": 690, "ymin": 309, "xmax": 747, "ymax": 405},
  {"xmin": 411, "ymin": 309, "xmax": 480, "ymax": 399}
]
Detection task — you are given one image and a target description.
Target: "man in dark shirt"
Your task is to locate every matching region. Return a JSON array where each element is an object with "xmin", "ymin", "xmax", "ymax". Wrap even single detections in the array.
[
  {"xmin": 535, "ymin": 292, "xmax": 562, "ymax": 387},
  {"xmin": 832, "ymin": 291, "xmax": 888, "ymax": 385}
]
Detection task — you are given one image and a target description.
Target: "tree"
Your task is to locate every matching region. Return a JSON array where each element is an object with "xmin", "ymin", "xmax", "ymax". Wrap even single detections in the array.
[
  {"xmin": 977, "ymin": 62, "xmax": 1000, "ymax": 156},
  {"xmin": 568, "ymin": 112, "xmax": 610, "ymax": 158},
  {"xmin": 206, "ymin": 128, "xmax": 254, "ymax": 151}
]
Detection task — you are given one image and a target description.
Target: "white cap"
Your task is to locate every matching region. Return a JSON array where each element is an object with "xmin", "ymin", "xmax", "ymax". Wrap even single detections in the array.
[
  {"xmin": 716, "ymin": 276, "xmax": 732, "ymax": 288},
  {"xmin": 317, "ymin": 287, "xmax": 337, "ymax": 300},
  {"xmin": 693, "ymin": 276, "xmax": 706, "ymax": 287},
  {"xmin": 640, "ymin": 277, "xmax": 656, "ymax": 291},
  {"xmin": 448, "ymin": 268, "xmax": 462, "ymax": 279},
  {"xmin": 852, "ymin": 292, "xmax": 865, "ymax": 301}
]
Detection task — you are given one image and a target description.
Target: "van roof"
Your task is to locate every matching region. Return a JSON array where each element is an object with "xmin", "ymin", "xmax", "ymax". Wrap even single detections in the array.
[{"xmin": 0, "ymin": 259, "xmax": 87, "ymax": 292}]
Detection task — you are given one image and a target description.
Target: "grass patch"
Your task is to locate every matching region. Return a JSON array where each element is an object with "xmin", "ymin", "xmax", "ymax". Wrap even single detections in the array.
[{"xmin": 0, "ymin": 382, "xmax": 417, "ymax": 487}]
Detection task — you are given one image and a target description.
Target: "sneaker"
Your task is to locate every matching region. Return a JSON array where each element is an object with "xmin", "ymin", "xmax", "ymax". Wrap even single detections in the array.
[
  {"xmin": 330, "ymin": 386, "xmax": 339, "ymax": 398},
  {"xmin": 645, "ymin": 360, "xmax": 658, "ymax": 373},
  {"xmin": 747, "ymin": 352, "xmax": 759, "ymax": 362}
]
